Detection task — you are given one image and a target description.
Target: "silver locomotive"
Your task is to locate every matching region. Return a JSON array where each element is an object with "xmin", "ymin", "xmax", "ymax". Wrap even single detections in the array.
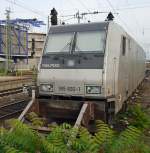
[{"xmin": 37, "ymin": 21, "xmax": 145, "ymax": 122}]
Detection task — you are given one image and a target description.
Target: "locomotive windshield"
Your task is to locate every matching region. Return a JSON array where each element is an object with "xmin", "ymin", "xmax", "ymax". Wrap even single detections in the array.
[
  {"xmin": 45, "ymin": 33, "xmax": 73, "ymax": 52},
  {"xmin": 41, "ymin": 22, "xmax": 108, "ymax": 69},
  {"xmin": 45, "ymin": 31, "xmax": 106, "ymax": 53},
  {"xmin": 75, "ymin": 31, "xmax": 106, "ymax": 52}
]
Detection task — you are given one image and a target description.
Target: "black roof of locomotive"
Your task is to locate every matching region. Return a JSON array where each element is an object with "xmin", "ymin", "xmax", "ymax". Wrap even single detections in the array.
[{"xmin": 49, "ymin": 22, "xmax": 109, "ymax": 34}]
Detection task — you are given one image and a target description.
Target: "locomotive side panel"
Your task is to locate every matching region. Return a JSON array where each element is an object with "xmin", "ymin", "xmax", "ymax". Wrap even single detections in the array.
[
  {"xmin": 103, "ymin": 22, "xmax": 121, "ymax": 112},
  {"xmin": 105, "ymin": 22, "xmax": 145, "ymax": 113}
]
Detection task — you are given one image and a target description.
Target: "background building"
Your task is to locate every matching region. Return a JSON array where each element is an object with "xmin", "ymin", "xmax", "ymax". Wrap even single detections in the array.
[{"xmin": 27, "ymin": 32, "xmax": 46, "ymax": 69}]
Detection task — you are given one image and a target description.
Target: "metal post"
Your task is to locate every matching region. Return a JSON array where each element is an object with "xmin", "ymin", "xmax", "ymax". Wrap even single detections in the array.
[
  {"xmin": 26, "ymin": 30, "xmax": 28, "ymax": 64},
  {"xmin": 76, "ymin": 11, "xmax": 80, "ymax": 23},
  {"xmin": 5, "ymin": 9, "xmax": 11, "ymax": 74},
  {"xmin": 32, "ymin": 89, "xmax": 35, "ymax": 99},
  {"xmin": 47, "ymin": 15, "xmax": 50, "ymax": 32},
  {"xmin": 18, "ymin": 28, "xmax": 21, "ymax": 55},
  {"xmin": 0, "ymin": 26, "xmax": 1, "ymax": 54}
]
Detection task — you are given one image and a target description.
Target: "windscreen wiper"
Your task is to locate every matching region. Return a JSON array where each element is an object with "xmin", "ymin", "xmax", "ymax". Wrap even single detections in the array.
[
  {"xmin": 60, "ymin": 34, "xmax": 74, "ymax": 52},
  {"xmin": 70, "ymin": 32, "xmax": 77, "ymax": 53},
  {"xmin": 72, "ymin": 33, "xmax": 82, "ymax": 52},
  {"xmin": 59, "ymin": 32, "xmax": 82, "ymax": 53}
]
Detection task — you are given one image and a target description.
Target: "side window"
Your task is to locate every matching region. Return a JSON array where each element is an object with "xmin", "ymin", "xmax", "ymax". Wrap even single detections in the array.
[
  {"xmin": 122, "ymin": 36, "xmax": 126, "ymax": 56},
  {"xmin": 128, "ymin": 39, "xmax": 131, "ymax": 50}
]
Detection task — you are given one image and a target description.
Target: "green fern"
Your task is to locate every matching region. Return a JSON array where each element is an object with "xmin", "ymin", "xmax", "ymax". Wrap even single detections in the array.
[
  {"xmin": 26, "ymin": 112, "xmax": 45, "ymax": 127},
  {"xmin": 0, "ymin": 105, "xmax": 149, "ymax": 153},
  {"xmin": 94, "ymin": 120, "xmax": 114, "ymax": 146},
  {"xmin": 4, "ymin": 119, "xmax": 41, "ymax": 153},
  {"xmin": 0, "ymin": 127, "xmax": 24, "ymax": 153},
  {"xmin": 45, "ymin": 123, "xmax": 72, "ymax": 153},
  {"xmin": 40, "ymin": 139, "xmax": 66, "ymax": 153},
  {"xmin": 71, "ymin": 127, "xmax": 99, "ymax": 153},
  {"xmin": 122, "ymin": 104, "xmax": 150, "ymax": 130},
  {"xmin": 106, "ymin": 126, "xmax": 142, "ymax": 153},
  {"xmin": 3, "ymin": 146, "xmax": 24, "ymax": 153}
]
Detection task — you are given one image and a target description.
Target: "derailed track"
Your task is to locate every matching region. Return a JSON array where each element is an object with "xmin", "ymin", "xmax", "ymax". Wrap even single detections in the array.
[
  {"xmin": 37, "ymin": 96, "xmax": 114, "ymax": 126},
  {"xmin": 17, "ymin": 91, "xmax": 96, "ymax": 132}
]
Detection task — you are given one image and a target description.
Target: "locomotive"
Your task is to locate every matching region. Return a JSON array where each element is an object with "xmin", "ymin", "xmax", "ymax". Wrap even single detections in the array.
[{"xmin": 37, "ymin": 21, "xmax": 145, "ymax": 123}]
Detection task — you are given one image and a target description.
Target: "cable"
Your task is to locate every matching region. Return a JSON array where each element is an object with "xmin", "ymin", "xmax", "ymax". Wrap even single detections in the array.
[
  {"xmin": 116, "ymin": 4, "xmax": 150, "ymax": 11},
  {"xmin": 4, "ymin": 0, "xmax": 47, "ymax": 18},
  {"xmin": 104, "ymin": 0, "xmax": 142, "ymax": 43},
  {"xmin": 105, "ymin": 0, "xmax": 116, "ymax": 13},
  {"xmin": 95, "ymin": 3, "xmax": 150, "ymax": 11},
  {"xmin": 63, "ymin": 16, "xmax": 75, "ymax": 22},
  {"xmin": 77, "ymin": 0, "xmax": 91, "ymax": 13},
  {"xmin": 67, "ymin": 0, "xmax": 78, "ymax": 11}
]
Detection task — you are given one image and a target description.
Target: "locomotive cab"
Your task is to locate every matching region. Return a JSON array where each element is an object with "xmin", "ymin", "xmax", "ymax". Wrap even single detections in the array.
[{"xmin": 38, "ymin": 22, "xmax": 108, "ymax": 99}]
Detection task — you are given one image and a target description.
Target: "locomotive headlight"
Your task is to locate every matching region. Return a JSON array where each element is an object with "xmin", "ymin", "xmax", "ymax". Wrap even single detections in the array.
[
  {"xmin": 40, "ymin": 84, "xmax": 54, "ymax": 92},
  {"xmin": 86, "ymin": 85, "xmax": 101, "ymax": 94}
]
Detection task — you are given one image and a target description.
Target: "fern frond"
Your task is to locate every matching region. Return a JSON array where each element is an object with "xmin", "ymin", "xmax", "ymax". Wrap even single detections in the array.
[
  {"xmin": 26, "ymin": 112, "xmax": 45, "ymax": 127},
  {"xmin": 41, "ymin": 139, "xmax": 67, "ymax": 153},
  {"xmin": 126, "ymin": 104, "xmax": 150, "ymax": 130},
  {"xmin": 46, "ymin": 125, "xmax": 69, "ymax": 152},
  {"xmin": 3, "ymin": 145, "xmax": 24, "ymax": 153},
  {"xmin": 70, "ymin": 127, "xmax": 99, "ymax": 153},
  {"xmin": 94, "ymin": 120, "xmax": 114, "ymax": 146},
  {"xmin": 107, "ymin": 126, "xmax": 142, "ymax": 153},
  {"xmin": 4, "ymin": 119, "xmax": 41, "ymax": 153}
]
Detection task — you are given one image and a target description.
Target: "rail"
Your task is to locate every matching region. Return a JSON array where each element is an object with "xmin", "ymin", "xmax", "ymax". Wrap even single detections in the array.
[
  {"xmin": 0, "ymin": 77, "xmax": 33, "ymax": 93},
  {"xmin": 18, "ymin": 90, "xmax": 36, "ymax": 122},
  {"xmin": 0, "ymin": 100, "xmax": 29, "ymax": 120},
  {"xmin": 0, "ymin": 87, "xmax": 23, "ymax": 97},
  {"xmin": 74, "ymin": 102, "xmax": 94, "ymax": 129}
]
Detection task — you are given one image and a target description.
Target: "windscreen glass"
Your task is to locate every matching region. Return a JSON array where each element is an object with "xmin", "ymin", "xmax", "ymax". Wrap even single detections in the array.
[
  {"xmin": 45, "ymin": 31, "xmax": 106, "ymax": 53},
  {"xmin": 45, "ymin": 33, "xmax": 73, "ymax": 53},
  {"xmin": 75, "ymin": 31, "xmax": 106, "ymax": 52}
]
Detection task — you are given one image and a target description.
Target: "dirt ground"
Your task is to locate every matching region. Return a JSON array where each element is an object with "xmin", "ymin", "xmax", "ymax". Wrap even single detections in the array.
[{"xmin": 135, "ymin": 74, "xmax": 150, "ymax": 109}]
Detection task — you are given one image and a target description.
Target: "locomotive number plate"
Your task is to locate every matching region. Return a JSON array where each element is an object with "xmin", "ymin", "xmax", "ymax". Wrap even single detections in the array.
[{"xmin": 58, "ymin": 86, "xmax": 81, "ymax": 92}]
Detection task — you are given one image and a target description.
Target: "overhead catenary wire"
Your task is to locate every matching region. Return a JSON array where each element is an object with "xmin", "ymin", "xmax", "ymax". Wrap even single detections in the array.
[
  {"xmin": 3, "ymin": 0, "xmax": 147, "ymax": 44},
  {"xmin": 104, "ymin": 0, "xmax": 143, "ymax": 44},
  {"xmin": 116, "ymin": 1, "xmax": 150, "ymax": 11},
  {"xmin": 77, "ymin": 0, "xmax": 91, "ymax": 13},
  {"xmin": 63, "ymin": 16, "xmax": 75, "ymax": 22},
  {"xmin": 4, "ymin": 0, "xmax": 47, "ymax": 18},
  {"xmin": 60, "ymin": 10, "xmax": 118, "ymax": 24},
  {"xmin": 67, "ymin": 0, "xmax": 78, "ymax": 11},
  {"xmin": 116, "ymin": 5, "xmax": 150, "ymax": 11}
]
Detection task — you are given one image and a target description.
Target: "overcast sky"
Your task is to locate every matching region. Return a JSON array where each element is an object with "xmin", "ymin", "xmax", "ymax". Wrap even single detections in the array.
[{"xmin": 1, "ymin": 0, "xmax": 150, "ymax": 59}]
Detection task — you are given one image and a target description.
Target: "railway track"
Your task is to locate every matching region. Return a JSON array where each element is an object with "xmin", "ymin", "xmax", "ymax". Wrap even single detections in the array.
[
  {"xmin": 0, "ymin": 100, "xmax": 29, "ymax": 120},
  {"xmin": 0, "ymin": 76, "xmax": 33, "ymax": 95},
  {"xmin": 0, "ymin": 87, "xmax": 23, "ymax": 97}
]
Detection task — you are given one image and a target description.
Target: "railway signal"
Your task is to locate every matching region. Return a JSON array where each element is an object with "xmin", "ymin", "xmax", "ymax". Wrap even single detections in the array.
[
  {"xmin": 50, "ymin": 8, "xmax": 58, "ymax": 25},
  {"xmin": 106, "ymin": 12, "xmax": 114, "ymax": 21}
]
